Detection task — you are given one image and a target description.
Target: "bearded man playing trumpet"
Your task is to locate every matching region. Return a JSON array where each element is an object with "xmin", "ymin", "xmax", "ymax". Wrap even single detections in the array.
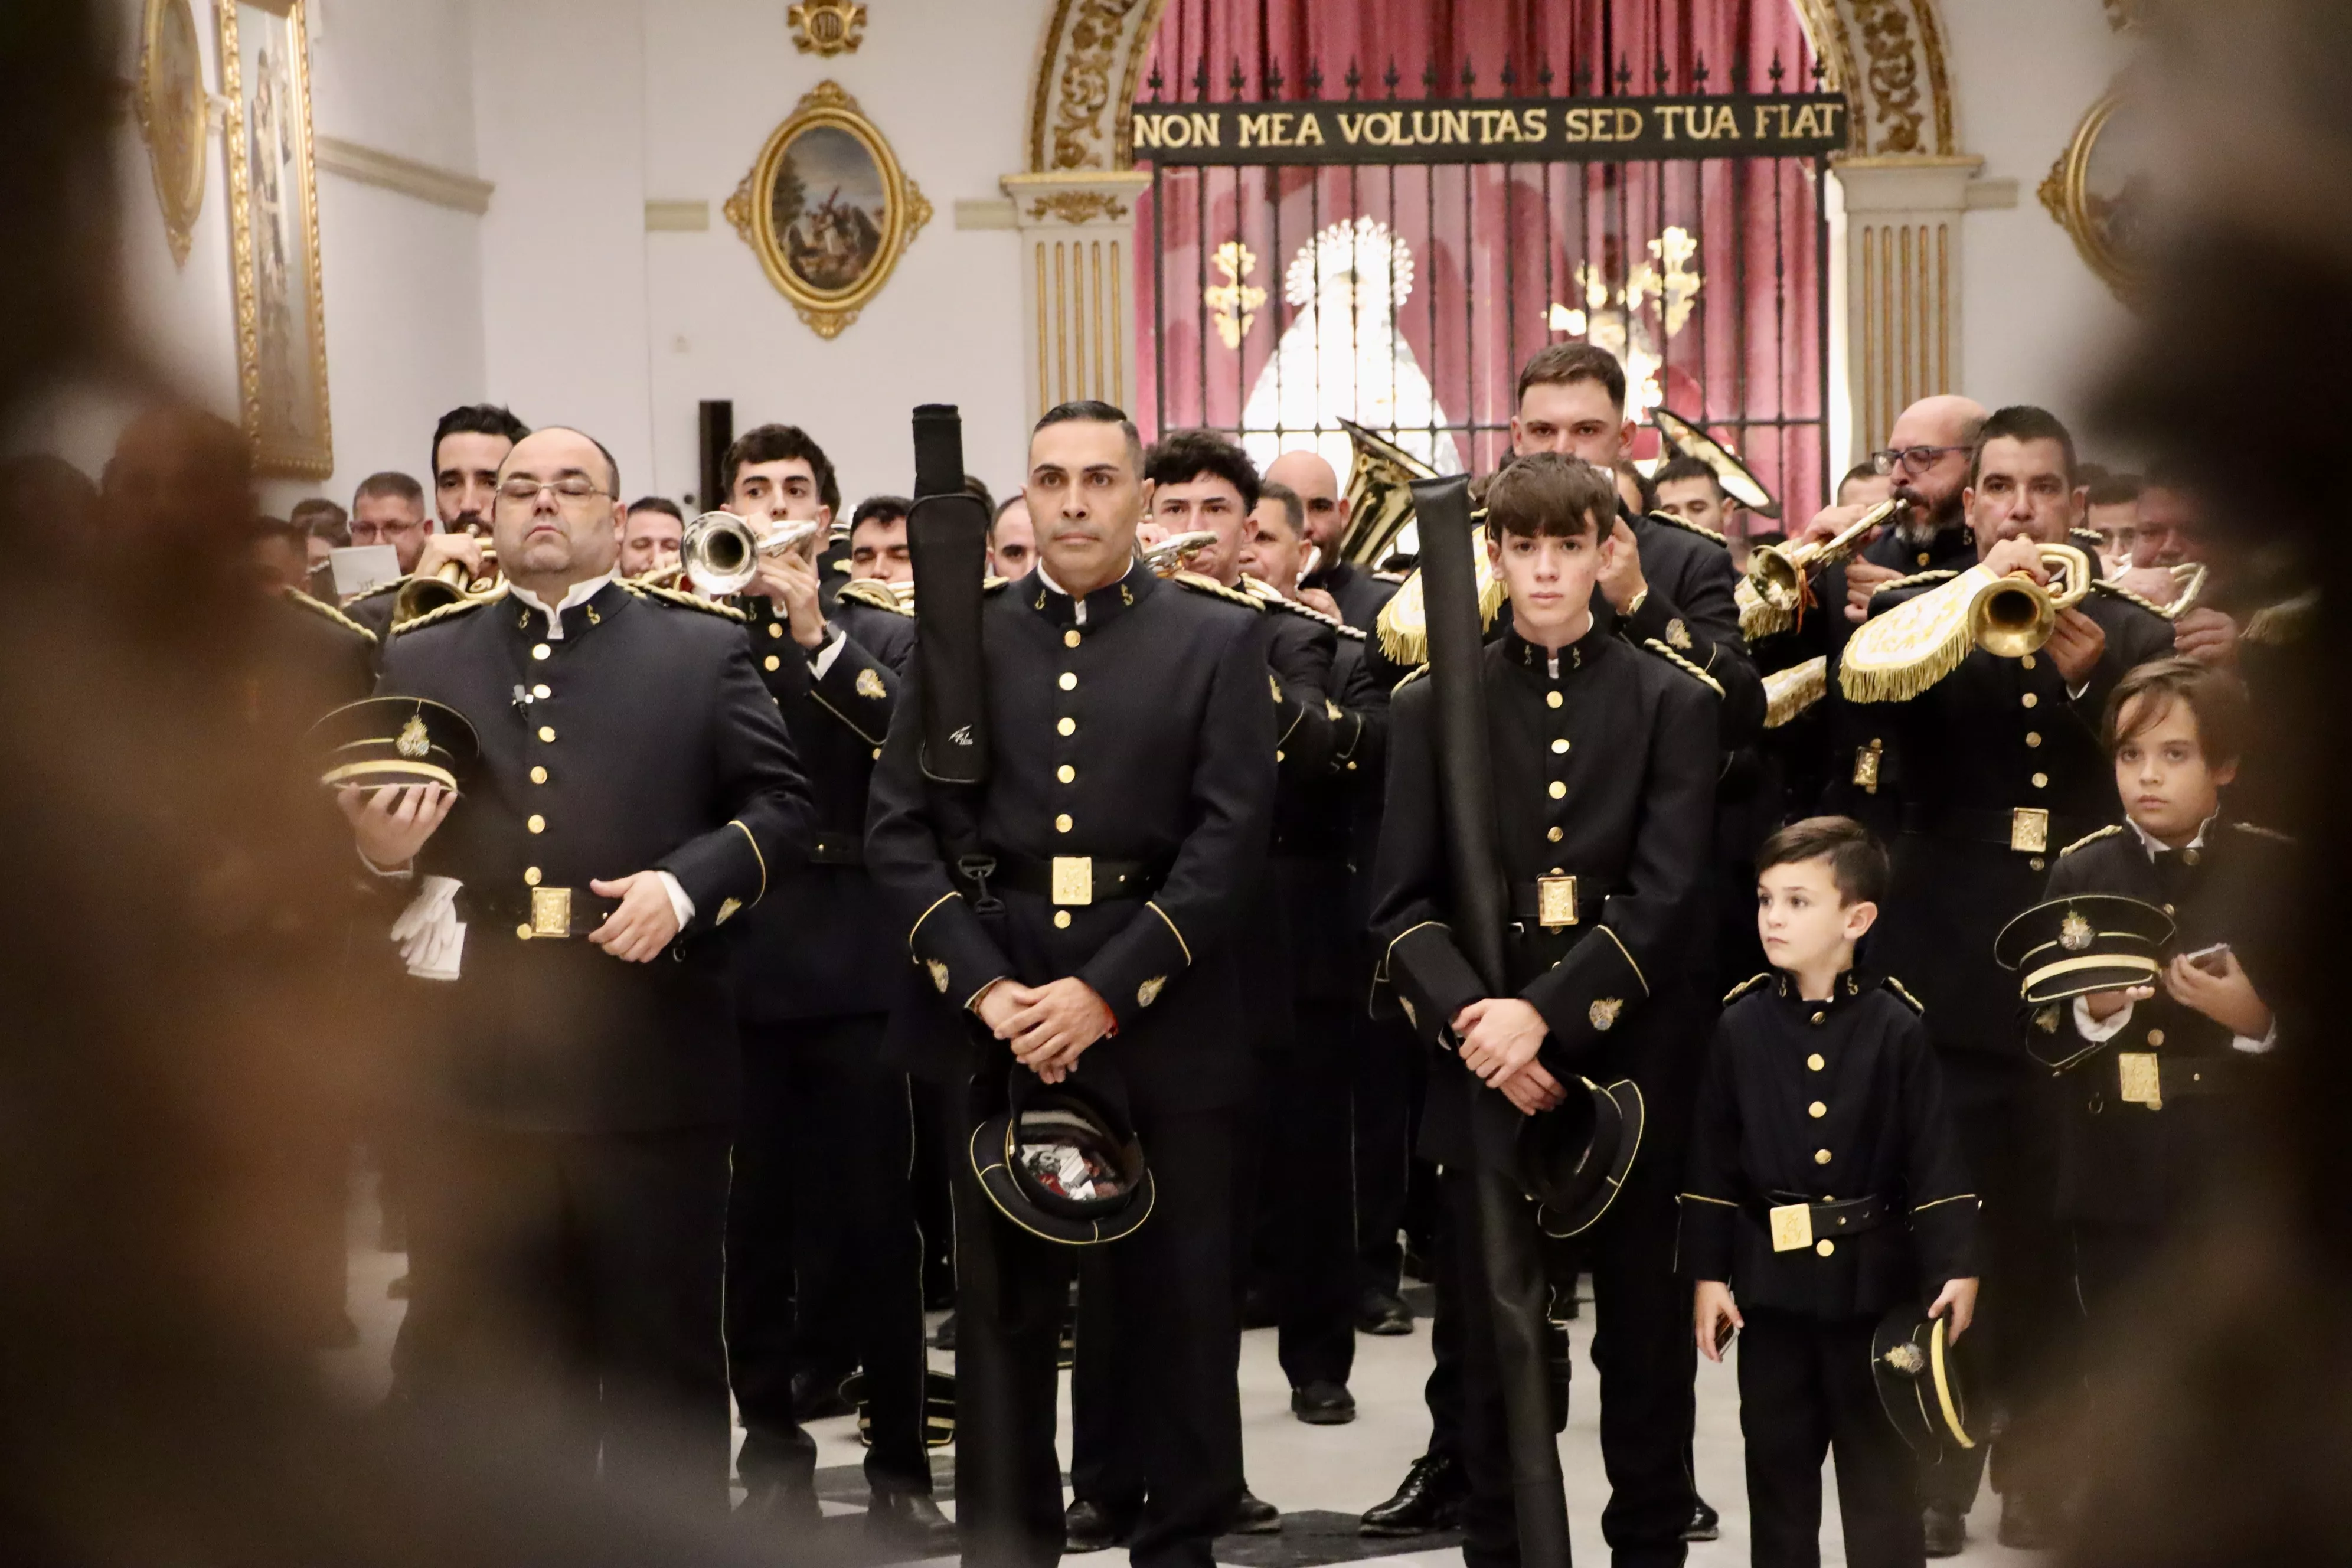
[{"xmin": 1836, "ymin": 404, "xmax": 2176, "ymax": 1556}]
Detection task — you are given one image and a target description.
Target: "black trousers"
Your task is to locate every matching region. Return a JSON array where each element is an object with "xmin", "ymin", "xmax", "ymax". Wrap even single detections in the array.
[
  {"xmin": 1269, "ymin": 998, "xmax": 1361, "ymax": 1387},
  {"xmin": 1738, "ymin": 1308, "xmax": 1925, "ymax": 1568},
  {"xmin": 1438, "ymin": 1156, "xmax": 1696, "ymax": 1568},
  {"xmin": 401, "ymin": 1118, "xmax": 733, "ymax": 1510},
  {"xmin": 955, "ymin": 1102, "xmax": 1243, "ymax": 1568},
  {"xmin": 1917, "ymin": 1051, "xmax": 2063, "ymax": 1515},
  {"xmin": 727, "ymin": 1015, "xmax": 931, "ymax": 1494},
  {"xmin": 1353, "ymin": 1010, "xmax": 1426, "ymax": 1296}
]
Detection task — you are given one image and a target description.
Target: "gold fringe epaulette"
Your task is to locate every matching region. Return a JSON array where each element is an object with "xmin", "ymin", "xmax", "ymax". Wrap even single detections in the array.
[
  {"xmin": 1639, "ymin": 637, "xmax": 1726, "ymax": 697},
  {"xmin": 983, "ymin": 575, "xmax": 1011, "ymax": 593},
  {"xmin": 1762, "ymin": 655, "xmax": 1827, "ymax": 729},
  {"xmin": 2243, "ymin": 589, "xmax": 2317, "ymax": 646},
  {"xmin": 1172, "ymin": 571, "xmax": 1266, "ymax": 612},
  {"xmin": 623, "ymin": 580, "xmax": 750, "ymax": 622},
  {"xmin": 1645, "ymin": 509, "xmax": 1729, "ymax": 548},
  {"xmin": 1883, "ymin": 976, "xmax": 1925, "ymax": 1015},
  {"xmin": 2230, "ymin": 821, "xmax": 2295, "ymax": 845},
  {"xmin": 1867, "ymin": 567, "xmax": 1958, "ymax": 600},
  {"xmin": 2091, "ymin": 579, "xmax": 2174, "ymax": 619},
  {"xmin": 1722, "ymin": 973, "xmax": 1772, "ymax": 1005},
  {"xmin": 2058, "ymin": 822, "xmax": 2125, "ymax": 858},
  {"xmin": 2070, "ymin": 527, "xmax": 2109, "ymax": 553},
  {"xmin": 1373, "ymin": 525, "xmax": 1508, "ymax": 666},
  {"xmin": 389, "ymin": 587, "xmax": 503, "ymax": 636},
  {"xmin": 838, "ymin": 577, "xmax": 915, "ymax": 616},
  {"xmin": 283, "ymin": 587, "xmax": 379, "ymax": 646},
  {"xmin": 1391, "ymin": 664, "xmax": 1431, "ymax": 695}
]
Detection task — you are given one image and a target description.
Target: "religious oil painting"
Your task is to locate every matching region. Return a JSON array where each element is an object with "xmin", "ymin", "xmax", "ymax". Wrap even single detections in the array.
[
  {"xmin": 2041, "ymin": 91, "xmax": 2147, "ymax": 300},
  {"xmin": 217, "ymin": 0, "xmax": 333, "ymax": 476},
  {"xmin": 726, "ymin": 80, "xmax": 931, "ymax": 339}
]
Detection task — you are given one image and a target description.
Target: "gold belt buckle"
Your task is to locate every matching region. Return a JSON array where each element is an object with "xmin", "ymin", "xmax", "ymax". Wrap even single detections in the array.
[
  {"xmin": 2010, "ymin": 807, "xmax": 2050, "ymax": 854},
  {"xmin": 1536, "ymin": 874, "xmax": 1579, "ymax": 929},
  {"xmin": 2117, "ymin": 1051, "xmax": 2163, "ymax": 1110},
  {"xmin": 1050, "ymin": 856, "xmax": 1093, "ymax": 906},
  {"xmin": 1768, "ymin": 1203, "xmax": 1815, "ymax": 1253},
  {"xmin": 530, "ymin": 886, "xmax": 573, "ymax": 939}
]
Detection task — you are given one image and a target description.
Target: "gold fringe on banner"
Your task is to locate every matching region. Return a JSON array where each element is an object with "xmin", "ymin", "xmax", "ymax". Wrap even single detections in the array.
[
  {"xmin": 1763, "ymin": 656, "xmax": 1827, "ymax": 728},
  {"xmin": 1837, "ymin": 564, "xmax": 2001, "ymax": 704},
  {"xmin": 1375, "ymin": 523, "xmax": 1507, "ymax": 668}
]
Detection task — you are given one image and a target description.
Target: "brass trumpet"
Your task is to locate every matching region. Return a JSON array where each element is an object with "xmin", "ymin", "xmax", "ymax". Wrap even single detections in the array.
[
  {"xmin": 1840, "ymin": 543, "xmax": 2095, "ymax": 703},
  {"xmin": 1142, "ymin": 530, "xmax": 1220, "ymax": 576},
  {"xmin": 680, "ymin": 512, "xmax": 819, "ymax": 596},
  {"xmin": 1734, "ymin": 496, "xmax": 1906, "ymax": 641},
  {"xmin": 391, "ymin": 545, "xmax": 502, "ymax": 625}
]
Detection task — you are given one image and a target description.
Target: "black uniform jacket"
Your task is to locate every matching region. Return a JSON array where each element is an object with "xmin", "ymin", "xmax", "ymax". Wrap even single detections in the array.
[
  {"xmin": 1302, "ymin": 559, "xmax": 1399, "ymax": 633},
  {"xmin": 375, "ymin": 580, "xmax": 812, "ymax": 1132},
  {"xmin": 1370, "ymin": 623, "xmax": 1719, "ymax": 1167},
  {"xmin": 2034, "ymin": 819, "xmax": 2292, "ymax": 1226},
  {"xmin": 865, "ymin": 560, "xmax": 1278, "ymax": 1114},
  {"xmin": 1606, "ymin": 507, "xmax": 1766, "ymax": 752},
  {"xmin": 731, "ymin": 591, "xmax": 916, "ymax": 1024},
  {"xmin": 1858, "ymin": 576, "xmax": 2175, "ymax": 1057},
  {"xmin": 1681, "ymin": 971, "xmax": 1978, "ymax": 1318}
]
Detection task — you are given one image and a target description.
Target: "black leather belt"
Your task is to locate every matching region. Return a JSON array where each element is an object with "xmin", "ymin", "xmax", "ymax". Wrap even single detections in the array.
[
  {"xmin": 808, "ymin": 831, "xmax": 864, "ymax": 866},
  {"xmin": 2106, "ymin": 1050, "xmax": 2241, "ymax": 1109},
  {"xmin": 1749, "ymin": 1193, "xmax": 1887, "ymax": 1253},
  {"xmin": 1507, "ymin": 877, "xmax": 1611, "ymax": 929},
  {"xmin": 459, "ymin": 885, "xmax": 622, "ymax": 940},
  {"xmin": 1900, "ymin": 805, "xmax": 2100, "ymax": 855},
  {"xmin": 955, "ymin": 851, "xmax": 1164, "ymax": 906}
]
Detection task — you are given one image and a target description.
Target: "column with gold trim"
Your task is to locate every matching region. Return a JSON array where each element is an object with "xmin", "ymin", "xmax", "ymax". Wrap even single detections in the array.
[
  {"xmin": 1831, "ymin": 155, "xmax": 1981, "ymax": 460},
  {"xmin": 1002, "ymin": 171, "xmax": 1154, "ymax": 423}
]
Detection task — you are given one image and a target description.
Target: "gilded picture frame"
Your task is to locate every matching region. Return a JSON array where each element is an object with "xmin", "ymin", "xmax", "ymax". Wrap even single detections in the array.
[
  {"xmin": 216, "ymin": 0, "xmax": 332, "ymax": 476},
  {"xmin": 2039, "ymin": 92, "xmax": 2144, "ymax": 300},
  {"xmin": 136, "ymin": 0, "xmax": 207, "ymax": 267},
  {"xmin": 724, "ymin": 80, "xmax": 932, "ymax": 339}
]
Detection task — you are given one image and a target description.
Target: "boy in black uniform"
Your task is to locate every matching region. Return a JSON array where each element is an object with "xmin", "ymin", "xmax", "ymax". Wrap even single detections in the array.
[
  {"xmin": 2027, "ymin": 659, "xmax": 2286, "ymax": 1316},
  {"xmin": 1684, "ymin": 816, "xmax": 1978, "ymax": 1568},
  {"xmin": 1371, "ymin": 451, "xmax": 1719, "ymax": 1567}
]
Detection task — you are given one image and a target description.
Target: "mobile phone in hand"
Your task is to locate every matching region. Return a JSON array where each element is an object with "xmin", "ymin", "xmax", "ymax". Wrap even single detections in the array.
[{"xmin": 2182, "ymin": 942, "xmax": 2232, "ymax": 976}]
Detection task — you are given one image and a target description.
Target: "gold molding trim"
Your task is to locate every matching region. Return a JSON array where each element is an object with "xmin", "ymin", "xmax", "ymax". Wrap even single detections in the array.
[
  {"xmin": 135, "ymin": 0, "xmax": 207, "ymax": 267},
  {"xmin": 724, "ymin": 80, "xmax": 931, "ymax": 340},
  {"xmin": 1028, "ymin": 190, "xmax": 1129, "ymax": 224},
  {"xmin": 787, "ymin": 0, "xmax": 865, "ymax": 56},
  {"xmin": 315, "ymin": 135, "xmax": 494, "ymax": 215}
]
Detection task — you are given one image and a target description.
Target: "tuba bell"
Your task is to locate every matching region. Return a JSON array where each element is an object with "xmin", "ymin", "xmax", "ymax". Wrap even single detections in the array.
[
  {"xmin": 680, "ymin": 512, "xmax": 819, "ymax": 596},
  {"xmin": 391, "ymin": 545, "xmax": 501, "ymax": 625},
  {"xmin": 1335, "ymin": 419, "xmax": 1436, "ymax": 570},
  {"xmin": 1840, "ymin": 543, "xmax": 2095, "ymax": 703}
]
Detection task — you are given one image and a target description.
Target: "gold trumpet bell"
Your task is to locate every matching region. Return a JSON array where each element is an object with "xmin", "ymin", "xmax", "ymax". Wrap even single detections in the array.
[
  {"xmin": 391, "ymin": 547, "xmax": 501, "ymax": 625},
  {"xmin": 1839, "ymin": 543, "xmax": 2092, "ymax": 703}
]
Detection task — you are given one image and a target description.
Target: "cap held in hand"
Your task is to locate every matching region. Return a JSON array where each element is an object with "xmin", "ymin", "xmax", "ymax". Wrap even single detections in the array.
[{"xmin": 308, "ymin": 695, "xmax": 479, "ymax": 793}]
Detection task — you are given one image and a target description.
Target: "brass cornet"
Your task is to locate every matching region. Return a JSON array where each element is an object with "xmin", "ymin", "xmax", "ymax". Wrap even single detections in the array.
[
  {"xmin": 391, "ymin": 545, "xmax": 502, "ymax": 625},
  {"xmin": 680, "ymin": 512, "xmax": 819, "ymax": 596},
  {"xmin": 1840, "ymin": 543, "xmax": 2095, "ymax": 703},
  {"xmin": 1734, "ymin": 496, "xmax": 1906, "ymax": 640},
  {"xmin": 1142, "ymin": 530, "xmax": 1220, "ymax": 576}
]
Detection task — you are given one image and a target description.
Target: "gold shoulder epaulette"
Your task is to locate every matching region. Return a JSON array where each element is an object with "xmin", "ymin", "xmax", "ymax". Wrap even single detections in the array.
[
  {"xmin": 1762, "ymin": 655, "xmax": 1826, "ymax": 730},
  {"xmin": 1868, "ymin": 567, "xmax": 1958, "ymax": 600},
  {"xmin": 1372, "ymin": 569, "xmax": 1407, "ymax": 584},
  {"xmin": 2070, "ymin": 527, "xmax": 2108, "ymax": 553},
  {"xmin": 1391, "ymin": 664, "xmax": 1431, "ymax": 695},
  {"xmin": 2090, "ymin": 579, "xmax": 2172, "ymax": 618},
  {"xmin": 2230, "ymin": 821, "xmax": 2295, "ymax": 845},
  {"xmin": 1639, "ymin": 637, "xmax": 1726, "ymax": 698},
  {"xmin": 982, "ymin": 575, "xmax": 1011, "ymax": 593},
  {"xmin": 623, "ymin": 581, "xmax": 751, "ymax": 622},
  {"xmin": 2243, "ymin": 589, "xmax": 2317, "ymax": 646},
  {"xmin": 2059, "ymin": 822, "xmax": 2125, "ymax": 857},
  {"xmin": 1722, "ymin": 973, "xmax": 1771, "ymax": 1006},
  {"xmin": 283, "ymin": 588, "xmax": 378, "ymax": 646},
  {"xmin": 1883, "ymin": 976, "xmax": 1926, "ymax": 1015},
  {"xmin": 1645, "ymin": 509, "xmax": 1728, "ymax": 548},
  {"xmin": 838, "ymin": 577, "xmax": 914, "ymax": 616},
  {"xmin": 1172, "ymin": 570, "xmax": 1265, "ymax": 612},
  {"xmin": 389, "ymin": 589, "xmax": 499, "ymax": 636},
  {"xmin": 348, "ymin": 577, "xmax": 403, "ymax": 605}
]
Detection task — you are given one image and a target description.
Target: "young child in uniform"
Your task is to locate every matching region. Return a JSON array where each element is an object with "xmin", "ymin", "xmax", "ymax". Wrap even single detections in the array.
[{"xmin": 1683, "ymin": 816, "xmax": 1979, "ymax": 1568}]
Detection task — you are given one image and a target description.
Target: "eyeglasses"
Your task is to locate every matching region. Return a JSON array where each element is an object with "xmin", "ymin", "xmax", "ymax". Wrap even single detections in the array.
[
  {"xmin": 1869, "ymin": 444, "xmax": 1968, "ymax": 475},
  {"xmin": 495, "ymin": 476, "xmax": 612, "ymax": 507}
]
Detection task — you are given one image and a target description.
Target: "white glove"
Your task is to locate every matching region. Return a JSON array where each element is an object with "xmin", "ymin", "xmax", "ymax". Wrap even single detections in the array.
[{"xmin": 390, "ymin": 875, "xmax": 465, "ymax": 981}]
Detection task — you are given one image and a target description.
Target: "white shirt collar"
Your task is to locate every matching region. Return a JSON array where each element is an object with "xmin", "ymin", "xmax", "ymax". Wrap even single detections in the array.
[
  {"xmin": 2129, "ymin": 811, "xmax": 2217, "ymax": 857},
  {"xmin": 508, "ymin": 573, "xmax": 614, "ymax": 639},
  {"xmin": 1037, "ymin": 560, "xmax": 1090, "ymax": 623}
]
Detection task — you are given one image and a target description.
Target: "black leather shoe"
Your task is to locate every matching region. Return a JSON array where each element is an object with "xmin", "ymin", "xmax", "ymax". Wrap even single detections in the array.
[
  {"xmin": 1683, "ymin": 1497, "xmax": 1721, "ymax": 1542},
  {"xmin": 1359, "ymin": 1455, "xmax": 1464, "ymax": 1536},
  {"xmin": 736, "ymin": 1473, "xmax": 822, "ymax": 1530},
  {"xmin": 1230, "ymin": 1489, "xmax": 1282, "ymax": 1533},
  {"xmin": 1064, "ymin": 1498, "xmax": 1136, "ymax": 1552},
  {"xmin": 1289, "ymin": 1381, "xmax": 1358, "ymax": 1425},
  {"xmin": 1997, "ymin": 1492, "xmax": 2061, "ymax": 1551},
  {"xmin": 789, "ymin": 1367, "xmax": 854, "ymax": 1423},
  {"xmin": 1354, "ymin": 1286, "xmax": 1415, "ymax": 1335},
  {"xmin": 866, "ymin": 1491, "xmax": 956, "ymax": 1554},
  {"xmin": 1922, "ymin": 1501, "xmax": 1967, "ymax": 1557}
]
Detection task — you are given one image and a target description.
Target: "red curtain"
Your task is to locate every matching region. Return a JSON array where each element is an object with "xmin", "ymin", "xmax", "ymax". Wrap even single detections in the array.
[{"xmin": 1133, "ymin": 0, "xmax": 1827, "ymax": 522}]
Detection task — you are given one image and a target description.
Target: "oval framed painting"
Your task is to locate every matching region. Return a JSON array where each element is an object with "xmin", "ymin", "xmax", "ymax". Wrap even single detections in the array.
[
  {"xmin": 135, "ymin": 0, "xmax": 207, "ymax": 267},
  {"xmin": 725, "ymin": 80, "xmax": 932, "ymax": 339},
  {"xmin": 2040, "ymin": 91, "xmax": 2149, "ymax": 300}
]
